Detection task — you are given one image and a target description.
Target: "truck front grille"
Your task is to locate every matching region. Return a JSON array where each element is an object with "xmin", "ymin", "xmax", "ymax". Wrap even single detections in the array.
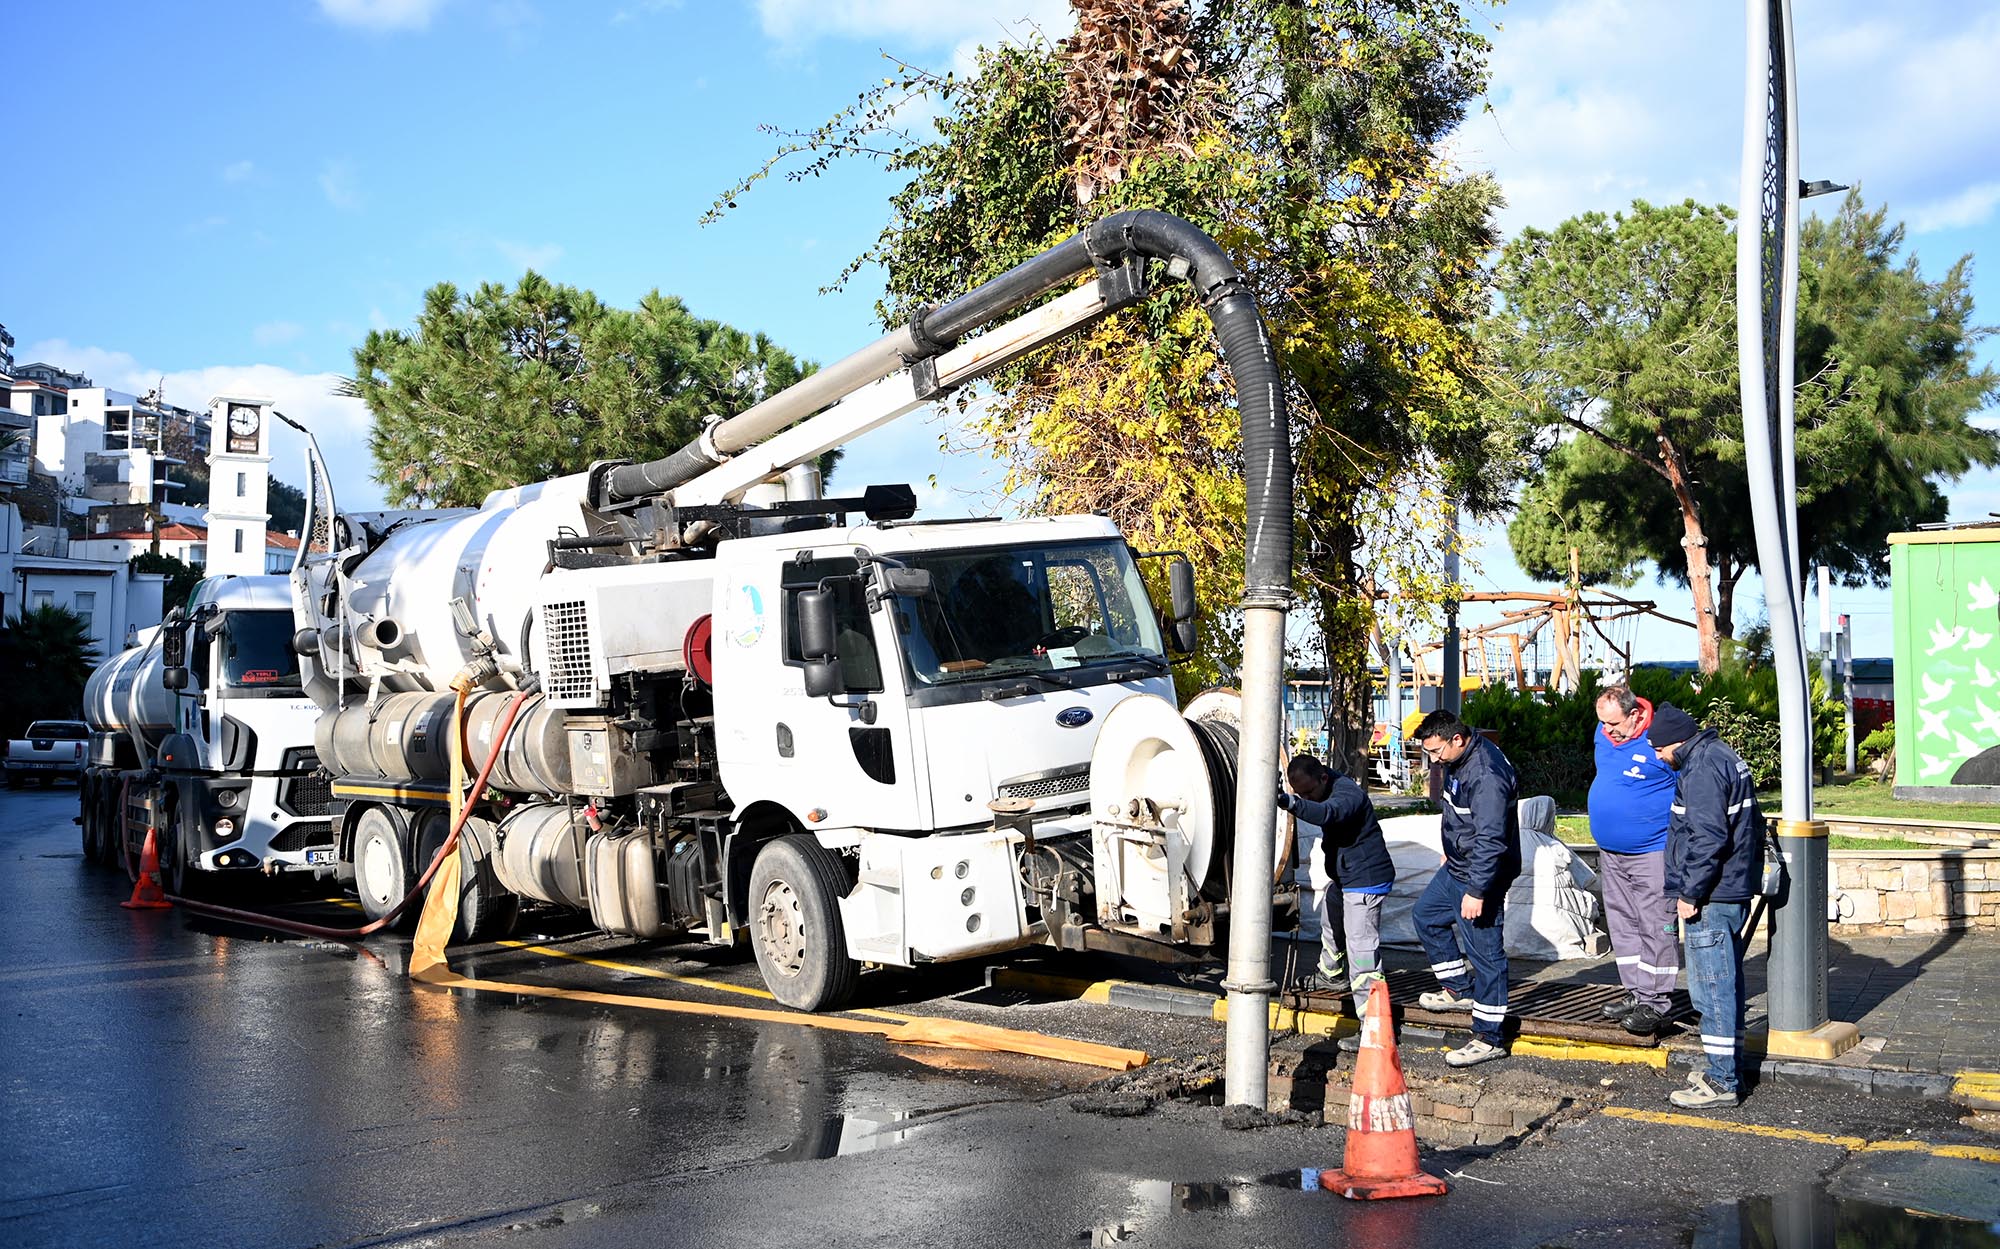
[
  {"xmin": 277, "ymin": 748, "xmax": 331, "ymax": 817},
  {"xmin": 268, "ymin": 821, "xmax": 332, "ymax": 853},
  {"xmin": 997, "ymin": 765, "xmax": 1089, "ymax": 802},
  {"xmin": 541, "ymin": 599, "xmax": 598, "ymax": 705}
]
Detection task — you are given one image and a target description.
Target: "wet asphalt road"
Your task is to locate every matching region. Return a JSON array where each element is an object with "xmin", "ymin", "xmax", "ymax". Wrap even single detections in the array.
[{"xmin": 4, "ymin": 783, "xmax": 1998, "ymax": 1248}]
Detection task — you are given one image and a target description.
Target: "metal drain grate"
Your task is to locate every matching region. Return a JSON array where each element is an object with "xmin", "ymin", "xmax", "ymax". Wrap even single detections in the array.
[{"xmin": 1285, "ymin": 967, "xmax": 1696, "ymax": 1048}]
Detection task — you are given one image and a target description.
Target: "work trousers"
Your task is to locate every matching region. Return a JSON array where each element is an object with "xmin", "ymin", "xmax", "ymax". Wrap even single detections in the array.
[
  {"xmin": 1313, "ymin": 889, "xmax": 1386, "ymax": 1005},
  {"xmin": 1683, "ymin": 900, "xmax": 1748, "ymax": 1092},
  {"xmin": 1414, "ymin": 867, "xmax": 1509, "ymax": 1044},
  {"xmin": 1598, "ymin": 848, "xmax": 1679, "ymax": 1011}
]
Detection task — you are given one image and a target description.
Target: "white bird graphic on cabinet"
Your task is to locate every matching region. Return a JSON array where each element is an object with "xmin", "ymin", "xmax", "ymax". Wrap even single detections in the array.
[
  {"xmin": 1976, "ymin": 660, "xmax": 1999, "ymax": 689},
  {"xmin": 1968, "ymin": 629, "xmax": 1994, "ymax": 651},
  {"xmin": 1928, "ymin": 622, "xmax": 1968, "ymax": 655},
  {"xmin": 1970, "ymin": 578, "xmax": 2000, "ymax": 611},
  {"xmin": 1918, "ymin": 754, "xmax": 1950, "ymax": 778},
  {"xmin": 1954, "ymin": 731, "xmax": 1983, "ymax": 760},
  {"xmin": 1974, "ymin": 697, "xmax": 2000, "ymax": 738},
  {"xmin": 1919, "ymin": 707, "xmax": 1951, "ymax": 740},
  {"xmin": 1920, "ymin": 673, "xmax": 1956, "ymax": 705}
]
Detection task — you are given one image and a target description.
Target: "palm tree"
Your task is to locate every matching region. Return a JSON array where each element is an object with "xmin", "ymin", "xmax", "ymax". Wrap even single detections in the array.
[{"xmin": 0, "ymin": 604, "xmax": 100, "ymax": 739}]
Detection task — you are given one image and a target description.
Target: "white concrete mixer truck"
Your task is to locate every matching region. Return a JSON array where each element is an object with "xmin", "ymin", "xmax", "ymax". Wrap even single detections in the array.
[
  {"xmin": 79, "ymin": 574, "xmax": 333, "ymax": 894},
  {"xmin": 290, "ymin": 211, "xmax": 1299, "ymax": 1010}
]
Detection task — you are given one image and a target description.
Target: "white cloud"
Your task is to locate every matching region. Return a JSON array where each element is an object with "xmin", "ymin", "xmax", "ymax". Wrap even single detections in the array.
[
  {"xmin": 318, "ymin": 0, "xmax": 447, "ymax": 32},
  {"xmin": 494, "ymin": 239, "xmax": 564, "ymax": 272},
  {"xmin": 252, "ymin": 321, "xmax": 305, "ymax": 347},
  {"xmin": 221, "ymin": 159, "xmax": 256, "ymax": 183},
  {"xmin": 319, "ymin": 159, "xmax": 362, "ymax": 211},
  {"xmin": 23, "ymin": 338, "xmax": 385, "ymax": 511},
  {"xmin": 1906, "ymin": 181, "xmax": 2000, "ymax": 234},
  {"xmin": 1459, "ymin": 2, "xmax": 2000, "ymax": 240}
]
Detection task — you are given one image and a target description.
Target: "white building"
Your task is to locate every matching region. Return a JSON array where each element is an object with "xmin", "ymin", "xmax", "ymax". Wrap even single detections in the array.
[{"xmin": 70, "ymin": 521, "xmax": 300, "ymax": 575}]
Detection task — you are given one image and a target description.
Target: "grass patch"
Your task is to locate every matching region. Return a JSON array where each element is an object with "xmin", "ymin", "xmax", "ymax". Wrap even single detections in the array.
[{"xmin": 1762, "ymin": 778, "xmax": 2000, "ymax": 827}]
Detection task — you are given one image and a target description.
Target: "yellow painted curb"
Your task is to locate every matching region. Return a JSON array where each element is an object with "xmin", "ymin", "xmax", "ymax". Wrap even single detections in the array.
[
  {"xmin": 1514, "ymin": 1036, "xmax": 1669, "ymax": 1068},
  {"xmin": 1603, "ymin": 1107, "xmax": 2000, "ymax": 1164},
  {"xmin": 1953, "ymin": 1071, "xmax": 2000, "ymax": 1110},
  {"xmin": 986, "ymin": 967, "xmax": 1113, "ymax": 1003}
]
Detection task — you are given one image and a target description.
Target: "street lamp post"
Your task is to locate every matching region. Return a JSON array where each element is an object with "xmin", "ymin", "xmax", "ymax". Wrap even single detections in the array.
[{"xmin": 1735, "ymin": 0, "xmax": 1859, "ymax": 1061}]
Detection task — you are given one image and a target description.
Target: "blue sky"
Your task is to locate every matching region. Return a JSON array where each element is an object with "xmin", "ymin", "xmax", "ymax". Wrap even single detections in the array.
[{"xmin": 8, "ymin": 0, "xmax": 1998, "ymax": 666}]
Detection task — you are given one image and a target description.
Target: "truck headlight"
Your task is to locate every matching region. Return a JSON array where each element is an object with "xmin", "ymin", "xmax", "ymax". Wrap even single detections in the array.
[
  {"xmin": 216, "ymin": 789, "xmax": 239, "ymax": 808},
  {"xmin": 213, "ymin": 818, "xmax": 237, "ymax": 841}
]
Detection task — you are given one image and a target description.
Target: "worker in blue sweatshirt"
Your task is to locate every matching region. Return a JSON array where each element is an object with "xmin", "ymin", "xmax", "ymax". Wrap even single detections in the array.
[
  {"xmin": 1277, "ymin": 754, "xmax": 1396, "ymax": 1022},
  {"xmin": 1589, "ymin": 684, "xmax": 1680, "ymax": 1035},
  {"xmin": 1412, "ymin": 708, "xmax": 1522, "ymax": 1068}
]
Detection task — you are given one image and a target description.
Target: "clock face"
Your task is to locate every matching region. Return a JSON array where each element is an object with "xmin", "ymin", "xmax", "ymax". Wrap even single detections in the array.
[{"xmin": 228, "ymin": 405, "xmax": 260, "ymax": 436}]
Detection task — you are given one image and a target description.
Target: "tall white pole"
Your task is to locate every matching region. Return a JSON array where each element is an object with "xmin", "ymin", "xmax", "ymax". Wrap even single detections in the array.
[{"xmin": 1737, "ymin": 0, "xmax": 1856, "ymax": 1060}]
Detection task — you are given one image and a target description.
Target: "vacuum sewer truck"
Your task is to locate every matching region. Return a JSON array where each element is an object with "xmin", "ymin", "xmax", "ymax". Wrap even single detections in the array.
[{"xmin": 290, "ymin": 211, "xmax": 1297, "ymax": 1009}]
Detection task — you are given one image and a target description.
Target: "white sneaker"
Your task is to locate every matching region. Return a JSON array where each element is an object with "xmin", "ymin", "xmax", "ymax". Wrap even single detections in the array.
[
  {"xmin": 1418, "ymin": 989, "xmax": 1474, "ymax": 1012},
  {"xmin": 1444, "ymin": 1038, "xmax": 1507, "ymax": 1067},
  {"xmin": 1668, "ymin": 1072, "xmax": 1739, "ymax": 1109}
]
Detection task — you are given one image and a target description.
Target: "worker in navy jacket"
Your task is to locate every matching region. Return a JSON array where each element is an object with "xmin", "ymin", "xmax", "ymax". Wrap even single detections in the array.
[
  {"xmin": 1411, "ymin": 708, "xmax": 1521, "ymax": 1068},
  {"xmin": 1277, "ymin": 754, "xmax": 1395, "ymax": 1018},
  {"xmin": 1649, "ymin": 703, "xmax": 1762, "ymax": 1110},
  {"xmin": 1588, "ymin": 685, "xmax": 1680, "ymax": 1036}
]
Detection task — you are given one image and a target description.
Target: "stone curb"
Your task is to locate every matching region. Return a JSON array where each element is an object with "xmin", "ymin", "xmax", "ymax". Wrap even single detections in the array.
[{"xmin": 987, "ymin": 967, "xmax": 1972, "ymax": 1100}]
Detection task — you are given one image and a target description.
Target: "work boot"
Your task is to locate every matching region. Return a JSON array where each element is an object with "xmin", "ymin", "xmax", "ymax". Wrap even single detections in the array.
[
  {"xmin": 1417, "ymin": 988, "xmax": 1474, "ymax": 1012},
  {"xmin": 1598, "ymin": 991, "xmax": 1638, "ymax": 1020},
  {"xmin": 1668, "ymin": 1072, "xmax": 1739, "ymax": 1109},
  {"xmin": 1619, "ymin": 1004, "xmax": 1666, "ymax": 1036},
  {"xmin": 1444, "ymin": 1038, "xmax": 1507, "ymax": 1068}
]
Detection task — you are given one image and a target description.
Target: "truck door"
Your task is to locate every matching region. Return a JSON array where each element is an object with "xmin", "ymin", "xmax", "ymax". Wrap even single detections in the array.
[{"xmin": 712, "ymin": 546, "xmax": 929, "ymax": 831}]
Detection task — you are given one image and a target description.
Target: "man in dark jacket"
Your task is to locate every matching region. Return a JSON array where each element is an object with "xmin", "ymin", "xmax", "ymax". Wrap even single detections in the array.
[
  {"xmin": 1649, "ymin": 703, "xmax": 1762, "ymax": 1109},
  {"xmin": 1278, "ymin": 754, "xmax": 1396, "ymax": 1020},
  {"xmin": 1412, "ymin": 709, "xmax": 1522, "ymax": 1067}
]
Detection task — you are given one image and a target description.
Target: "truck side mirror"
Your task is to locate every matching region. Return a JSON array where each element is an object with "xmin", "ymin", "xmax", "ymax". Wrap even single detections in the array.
[
  {"xmin": 803, "ymin": 657, "xmax": 844, "ymax": 699},
  {"xmin": 162, "ymin": 619, "xmax": 188, "ymax": 675},
  {"xmin": 1168, "ymin": 559, "xmax": 1198, "ymax": 655},
  {"xmin": 880, "ymin": 567, "xmax": 932, "ymax": 598},
  {"xmin": 798, "ymin": 588, "xmax": 837, "ymax": 661}
]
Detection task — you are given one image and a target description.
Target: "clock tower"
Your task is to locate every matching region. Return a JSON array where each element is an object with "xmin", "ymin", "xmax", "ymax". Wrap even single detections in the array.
[{"xmin": 204, "ymin": 394, "xmax": 274, "ymax": 577}]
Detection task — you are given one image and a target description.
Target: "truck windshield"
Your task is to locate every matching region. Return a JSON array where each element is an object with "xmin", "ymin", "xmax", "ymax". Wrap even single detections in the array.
[
  {"xmin": 888, "ymin": 538, "xmax": 1167, "ymax": 687},
  {"xmin": 217, "ymin": 611, "xmax": 302, "ymax": 690}
]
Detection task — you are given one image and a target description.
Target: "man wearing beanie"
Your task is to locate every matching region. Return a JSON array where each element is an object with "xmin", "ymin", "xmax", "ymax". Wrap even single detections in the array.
[
  {"xmin": 1589, "ymin": 684, "xmax": 1679, "ymax": 1036},
  {"xmin": 1649, "ymin": 702, "xmax": 1764, "ymax": 1109}
]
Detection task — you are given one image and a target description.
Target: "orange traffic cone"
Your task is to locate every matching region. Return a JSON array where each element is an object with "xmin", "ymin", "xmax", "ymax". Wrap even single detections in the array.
[
  {"xmin": 1318, "ymin": 979, "xmax": 1448, "ymax": 1200},
  {"xmin": 121, "ymin": 826, "xmax": 173, "ymax": 910}
]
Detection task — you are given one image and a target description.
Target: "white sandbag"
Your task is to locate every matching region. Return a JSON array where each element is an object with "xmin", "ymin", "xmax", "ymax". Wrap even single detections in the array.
[{"xmin": 1288, "ymin": 797, "xmax": 1605, "ymax": 961}]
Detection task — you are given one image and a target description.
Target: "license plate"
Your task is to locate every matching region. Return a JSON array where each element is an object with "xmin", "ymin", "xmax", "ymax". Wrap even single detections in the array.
[{"xmin": 305, "ymin": 849, "xmax": 336, "ymax": 865}]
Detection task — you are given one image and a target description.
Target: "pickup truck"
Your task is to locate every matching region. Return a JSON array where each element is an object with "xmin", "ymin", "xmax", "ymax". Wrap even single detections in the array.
[{"xmin": 5, "ymin": 720, "xmax": 90, "ymax": 787}]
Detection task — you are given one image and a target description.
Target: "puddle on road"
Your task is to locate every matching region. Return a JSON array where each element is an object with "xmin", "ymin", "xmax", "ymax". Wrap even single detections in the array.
[
  {"xmin": 1528, "ymin": 1183, "xmax": 2000, "ymax": 1249},
  {"xmin": 1079, "ymin": 1175, "xmax": 1343, "ymax": 1245},
  {"xmin": 761, "ymin": 1107, "xmax": 927, "ymax": 1163}
]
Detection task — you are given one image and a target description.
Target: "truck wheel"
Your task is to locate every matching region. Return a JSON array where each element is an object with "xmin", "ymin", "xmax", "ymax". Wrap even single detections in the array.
[
  {"xmin": 414, "ymin": 811, "xmax": 519, "ymax": 944},
  {"xmin": 747, "ymin": 835, "xmax": 858, "ymax": 1012},
  {"xmin": 158, "ymin": 789, "xmax": 203, "ymax": 900},
  {"xmin": 80, "ymin": 778, "xmax": 101, "ymax": 864},
  {"xmin": 351, "ymin": 807, "xmax": 414, "ymax": 930}
]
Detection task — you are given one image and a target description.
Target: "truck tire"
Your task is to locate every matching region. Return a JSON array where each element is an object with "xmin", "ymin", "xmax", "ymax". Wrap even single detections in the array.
[
  {"xmin": 351, "ymin": 806, "xmax": 415, "ymax": 930},
  {"xmin": 159, "ymin": 787, "xmax": 205, "ymax": 900},
  {"xmin": 80, "ymin": 777, "xmax": 102, "ymax": 864},
  {"xmin": 413, "ymin": 811, "xmax": 519, "ymax": 944},
  {"xmin": 747, "ymin": 835, "xmax": 859, "ymax": 1012}
]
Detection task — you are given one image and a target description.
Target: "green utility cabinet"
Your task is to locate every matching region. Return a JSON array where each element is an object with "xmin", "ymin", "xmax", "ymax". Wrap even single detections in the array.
[{"xmin": 1891, "ymin": 527, "xmax": 2000, "ymax": 801}]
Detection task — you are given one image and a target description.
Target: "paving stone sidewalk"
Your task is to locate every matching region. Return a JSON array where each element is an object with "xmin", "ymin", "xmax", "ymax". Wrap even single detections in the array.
[{"xmin": 1368, "ymin": 929, "xmax": 2000, "ymax": 1079}]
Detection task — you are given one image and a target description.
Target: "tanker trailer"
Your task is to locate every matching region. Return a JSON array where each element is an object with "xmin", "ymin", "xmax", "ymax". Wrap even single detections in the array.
[
  {"xmin": 290, "ymin": 211, "xmax": 1296, "ymax": 1008},
  {"xmin": 79, "ymin": 574, "xmax": 331, "ymax": 895}
]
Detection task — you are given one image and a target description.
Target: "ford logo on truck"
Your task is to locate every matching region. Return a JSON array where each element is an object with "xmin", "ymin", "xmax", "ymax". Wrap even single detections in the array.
[{"xmin": 1055, "ymin": 707, "xmax": 1094, "ymax": 729}]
